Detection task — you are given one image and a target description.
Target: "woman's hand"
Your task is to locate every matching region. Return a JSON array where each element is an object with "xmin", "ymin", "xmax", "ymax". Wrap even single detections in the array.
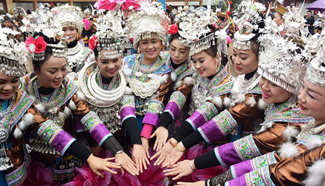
[
  {"xmin": 161, "ymin": 142, "xmax": 185, "ymax": 168},
  {"xmin": 141, "ymin": 137, "xmax": 150, "ymax": 158},
  {"xmin": 164, "ymin": 160, "xmax": 195, "ymax": 180},
  {"xmin": 151, "ymin": 138, "xmax": 177, "ymax": 166},
  {"xmin": 151, "ymin": 126, "xmax": 169, "ymax": 151},
  {"xmin": 87, "ymin": 154, "xmax": 121, "ymax": 177},
  {"xmin": 115, "ymin": 151, "xmax": 139, "ymax": 176},
  {"xmin": 132, "ymin": 144, "xmax": 150, "ymax": 173}
]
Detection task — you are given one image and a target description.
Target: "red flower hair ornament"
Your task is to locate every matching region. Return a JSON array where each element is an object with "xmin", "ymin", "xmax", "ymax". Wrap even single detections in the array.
[
  {"xmin": 88, "ymin": 35, "xmax": 98, "ymax": 51},
  {"xmin": 168, "ymin": 24, "xmax": 178, "ymax": 35},
  {"xmin": 25, "ymin": 36, "xmax": 47, "ymax": 54}
]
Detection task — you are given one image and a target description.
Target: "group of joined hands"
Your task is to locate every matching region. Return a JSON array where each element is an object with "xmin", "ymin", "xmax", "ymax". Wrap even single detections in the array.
[{"xmin": 88, "ymin": 126, "xmax": 196, "ymax": 183}]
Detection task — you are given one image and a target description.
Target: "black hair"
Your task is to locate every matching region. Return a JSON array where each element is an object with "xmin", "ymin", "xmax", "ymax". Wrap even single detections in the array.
[
  {"xmin": 169, "ymin": 33, "xmax": 181, "ymax": 44},
  {"xmin": 32, "ymin": 47, "xmax": 55, "ymax": 72},
  {"xmin": 93, "ymin": 47, "xmax": 99, "ymax": 58}
]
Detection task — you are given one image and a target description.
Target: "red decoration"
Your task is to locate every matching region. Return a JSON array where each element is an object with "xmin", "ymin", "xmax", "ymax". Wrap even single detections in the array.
[
  {"xmin": 168, "ymin": 24, "xmax": 178, "ymax": 35},
  {"xmin": 88, "ymin": 35, "xmax": 98, "ymax": 51},
  {"xmin": 34, "ymin": 37, "xmax": 47, "ymax": 53}
]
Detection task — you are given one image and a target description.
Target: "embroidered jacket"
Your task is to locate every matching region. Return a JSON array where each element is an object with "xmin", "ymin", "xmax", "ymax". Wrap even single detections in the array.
[
  {"xmin": 67, "ymin": 42, "xmax": 95, "ymax": 72},
  {"xmin": 194, "ymin": 98, "xmax": 312, "ymax": 171},
  {"xmin": 21, "ymin": 74, "xmax": 112, "ymax": 158},
  {"xmin": 0, "ymin": 90, "xmax": 34, "ymax": 186},
  {"xmin": 76, "ymin": 62, "xmax": 137, "ymax": 134},
  {"xmin": 123, "ymin": 52, "xmax": 173, "ymax": 137},
  {"xmin": 223, "ymin": 134, "xmax": 325, "ymax": 186},
  {"xmin": 160, "ymin": 58, "xmax": 193, "ymax": 126},
  {"xmin": 195, "ymin": 73, "xmax": 265, "ymax": 144}
]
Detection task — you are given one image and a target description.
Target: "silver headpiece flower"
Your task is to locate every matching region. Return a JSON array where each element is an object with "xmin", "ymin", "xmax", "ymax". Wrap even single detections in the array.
[
  {"xmin": 0, "ymin": 27, "xmax": 27, "ymax": 77},
  {"xmin": 258, "ymin": 34, "xmax": 310, "ymax": 94},
  {"xmin": 174, "ymin": 6, "xmax": 227, "ymax": 56},
  {"xmin": 93, "ymin": 11, "xmax": 129, "ymax": 59},
  {"xmin": 127, "ymin": 1, "xmax": 169, "ymax": 48},
  {"xmin": 233, "ymin": 0, "xmax": 266, "ymax": 50}
]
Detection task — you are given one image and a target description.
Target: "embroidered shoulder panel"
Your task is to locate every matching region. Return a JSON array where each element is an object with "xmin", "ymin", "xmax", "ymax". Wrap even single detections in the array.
[{"xmin": 5, "ymin": 91, "xmax": 34, "ymax": 132}]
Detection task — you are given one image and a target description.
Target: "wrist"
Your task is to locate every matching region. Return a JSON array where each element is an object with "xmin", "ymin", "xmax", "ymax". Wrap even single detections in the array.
[
  {"xmin": 86, "ymin": 153, "xmax": 94, "ymax": 164},
  {"xmin": 189, "ymin": 160, "xmax": 196, "ymax": 171}
]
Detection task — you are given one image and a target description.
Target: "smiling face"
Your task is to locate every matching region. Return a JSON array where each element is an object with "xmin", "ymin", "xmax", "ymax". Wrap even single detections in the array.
[
  {"xmin": 35, "ymin": 56, "xmax": 68, "ymax": 89},
  {"xmin": 0, "ymin": 73, "xmax": 20, "ymax": 100},
  {"xmin": 273, "ymin": 12, "xmax": 284, "ymax": 26},
  {"xmin": 191, "ymin": 50, "xmax": 220, "ymax": 78},
  {"xmin": 259, "ymin": 77, "xmax": 291, "ymax": 104},
  {"xmin": 298, "ymin": 78, "xmax": 325, "ymax": 123},
  {"xmin": 97, "ymin": 49, "xmax": 122, "ymax": 78},
  {"xmin": 169, "ymin": 39, "xmax": 190, "ymax": 65},
  {"xmin": 232, "ymin": 48, "xmax": 258, "ymax": 75},
  {"xmin": 63, "ymin": 26, "xmax": 79, "ymax": 43},
  {"xmin": 138, "ymin": 37, "xmax": 163, "ymax": 64}
]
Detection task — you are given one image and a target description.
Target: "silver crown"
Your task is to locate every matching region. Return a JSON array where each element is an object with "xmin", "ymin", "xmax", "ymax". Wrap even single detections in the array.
[
  {"xmin": 20, "ymin": 5, "xmax": 59, "ymax": 38},
  {"xmin": 232, "ymin": 0, "xmax": 266, "ymax": 50},
  {"xmin": 0, "ymin": 27, "xmax": 27, "ymax": 77},
  {"xmin": 258, "ymin": 34, "xmax": 310, "ymax": 94},
  {"xmin": 127, "ymin": 1, "xmax": 169, "ymax": 48},
  {"xmin": 95, "ymin": 11, "xmax": 128, "ymax": 57},
  {"xmin": 52, "ymin": 5, "xmax": 84, "ymax": 34},
  {"xmin": 306, "ymin": 45, "xmax": 325, "ymax": 87},
  {"xmin": 49, "ymin": 42, "xmax": 67, "ymax": 58},
  {"xmin": 174, "ymin": 6, "xmax": 228, "ymax": 56}
]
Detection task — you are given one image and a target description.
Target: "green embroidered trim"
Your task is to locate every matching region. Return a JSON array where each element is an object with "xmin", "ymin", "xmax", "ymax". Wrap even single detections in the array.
[
  {"xmin": 4, "ymin": 91, "xmax": 34, "ymax": 132},
  {"xmin": 234, "ymin": 134, "xmax": 261, "ymax": 160},
  {"xmin": 244, "ymin": 166, "xmax": 276, "ymax": 186},
  {"xmin": 37, "ymin": 120, "xmax": 62, "ymax": 143},
  {"xmin": 81, "ymin": 111, "xmax": 102, "ymax": 131},
  {"xmin": 215, "ymin": 110, "xmax": 238, "ymax": 136}
]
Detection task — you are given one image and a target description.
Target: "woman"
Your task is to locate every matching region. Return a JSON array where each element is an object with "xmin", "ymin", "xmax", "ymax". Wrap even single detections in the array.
[
  {"xmin": 76, "ymin": 11, "xmax": 142, "ymax": 177},
  {"xmin": 167, "ymin": 32, "xmax": 313, "ymax": 185},
  {"xmin": 123, "ymin": 1, "xmax": 172, "ymax": 162},
  {"xmin": 53, "ymin": 5, "xmax": 95, "ymax": 72},
  {"xmin": 0, "ymin": 29, "xmax": 116, "ymax": 185},
  {"xmin": 155, "ymin": 1, "xmax": 267, "ymax": 168},
  {"xmin": 21, "ymin": 36, "xmax": 132, "ymax": 185},
  {"xmin": 151, "ymin": 23, "xmax": 193, "ymax": 152}
]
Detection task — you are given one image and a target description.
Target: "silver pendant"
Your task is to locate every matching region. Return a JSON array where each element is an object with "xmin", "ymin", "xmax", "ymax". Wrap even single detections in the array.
[{"xmin": 0, "ymin": 126, "xmax": 8, "ymax": 143}]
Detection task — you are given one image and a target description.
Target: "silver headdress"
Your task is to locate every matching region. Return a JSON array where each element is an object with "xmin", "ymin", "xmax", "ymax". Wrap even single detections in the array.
[
  {"xmin": 49, "ymin": 42, "xmax": 68, "ymax": 59},
  {"xmin": 232, "ymin": 0, "xmax": 266, "ymax": 50},
  {"xmin": 0, "ymin": 27, "xmax": 27, "ymax": 77},
  {"xmin": 52, "ymin": 5, "xmax": 84, "ymax": 34},
  {"xmin": 26, "ymin": 36, "xmax": 67, "ymax": 63},
  {"xmin": 173, "ymin": 6, "xmax": 227, "ymax": 56},
  {"xmin": 258, "ymin": 33, "xmax": 310, "ymax": 94},
  {"xmin": 20, "ymin": 5, "xmax": 60, "ymax": 38},
  {"xmin": 306, "ymin": 45, "xmax": 325, "ymax": 87},
  {"xmin": 127, "ymin": 1, "xmax": 169, "ymax": 48},
  {"xmin": 92, "ymin": 11, "xmax": 128, "ymax": 59}
]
